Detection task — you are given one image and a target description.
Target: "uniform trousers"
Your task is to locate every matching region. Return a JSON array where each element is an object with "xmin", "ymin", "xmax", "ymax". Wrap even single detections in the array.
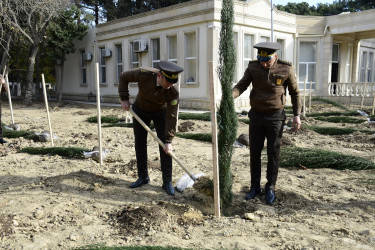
[
  {"xmin": 132, "ymin": 103, "xmax": 172, "ymax": 183},
  {"xmin": 249, "ymin": 109, "xmax": 285, "ymax": 191}
]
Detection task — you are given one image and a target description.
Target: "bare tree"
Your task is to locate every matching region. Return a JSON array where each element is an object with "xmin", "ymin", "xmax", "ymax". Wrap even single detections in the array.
[{"xmin": 1, "ymin": 0, "xmax": 71, "ymax": 105}]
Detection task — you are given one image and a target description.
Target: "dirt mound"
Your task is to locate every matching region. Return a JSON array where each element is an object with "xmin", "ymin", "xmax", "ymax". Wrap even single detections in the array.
[
  {"xmin": 178, "ymin": 121, "xmax": 195, "ymax": 132},
  {"xmin": 110, "ymin": 159, "xmax": 162, "ymax": 177},
  {"xmin": 109, "ymin": 205, "xmax": 171, "ymax": 236},
  {"xmin": 109, "ymin": 203, "xmax": 204, "ymax": 238},
  {"xmin": 43, "ymin": 170, "xmax": 114, "ymax": 191}
]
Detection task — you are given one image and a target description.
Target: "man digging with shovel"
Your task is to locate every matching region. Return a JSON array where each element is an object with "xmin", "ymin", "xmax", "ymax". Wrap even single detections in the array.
[{"xmin": 118, "ymin": 61, "xmax": 183, "ymax": 196}]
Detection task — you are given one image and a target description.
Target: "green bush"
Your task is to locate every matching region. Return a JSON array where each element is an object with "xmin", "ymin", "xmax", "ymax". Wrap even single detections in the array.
[
  {"xmin": 178, "ymin": 112, "xmax": 211, "ymax": 121},
  {"xmin": 19, "ymin": 147, "xmax": 89, "ymax": 158},
  {"xmin": 280, "ymin": 146, "xmax": 375, "ymax": 170},
  {"xmin": 176, "ymin": 133, "xmax": 212, "ymax": 142},
  {"xmin": 304, "ymin": 125, "xmax": 373, "ymax": 135},
  {"xmin": 87, "ymin": 116, "xmax": 120, "ymax": 124},
  {"xmin": 313, "ymin": 116, "xmax": 366, "ymax": 124}
]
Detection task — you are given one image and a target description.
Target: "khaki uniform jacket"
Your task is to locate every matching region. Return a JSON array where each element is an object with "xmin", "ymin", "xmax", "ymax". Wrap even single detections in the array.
[
  {"xmin": 233, "ymin": 59, "xmax": 301, "ymax": 116},
  {"xmin": 118, "ymin": 67, "xmax": 179, "ymax": 142}
]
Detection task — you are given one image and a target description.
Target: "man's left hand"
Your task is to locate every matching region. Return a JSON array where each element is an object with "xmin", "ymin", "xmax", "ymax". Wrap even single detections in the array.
[
  {"xmin": 293, "ymin": 115, "xmax": 301, "ymax": 132},
  {"xmin": 164, "ymin": 143, "xmax": 173, "ymax": 154}
]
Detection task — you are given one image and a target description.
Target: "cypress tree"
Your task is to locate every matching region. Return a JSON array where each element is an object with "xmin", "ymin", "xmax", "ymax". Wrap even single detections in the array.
[{"xmin": 217, "ymin": 0, "xmax": 238, "ymax": 213}]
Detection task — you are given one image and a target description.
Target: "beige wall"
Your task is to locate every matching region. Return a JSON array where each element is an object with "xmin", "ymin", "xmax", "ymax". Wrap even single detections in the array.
[{"xmin": 59, "ymin": 0, "xmax": 375, "ymax": 110}]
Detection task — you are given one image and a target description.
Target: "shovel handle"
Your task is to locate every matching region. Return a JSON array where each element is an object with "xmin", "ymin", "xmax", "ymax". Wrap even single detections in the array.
[{"xmin": 129, "ymin": 107, "xmax": 197, "ymax": 181}]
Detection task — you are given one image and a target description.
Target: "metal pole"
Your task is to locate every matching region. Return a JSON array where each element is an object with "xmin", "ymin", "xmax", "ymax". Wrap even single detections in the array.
[{"xmin": 271, "ymin": 0, "xmax": 274, "ymax": 42}]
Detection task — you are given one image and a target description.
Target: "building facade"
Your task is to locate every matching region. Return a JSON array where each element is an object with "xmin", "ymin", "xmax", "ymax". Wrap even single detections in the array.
[{"xmin": 57, "ymin": 0, "xmax": 375, "ymax": 110}]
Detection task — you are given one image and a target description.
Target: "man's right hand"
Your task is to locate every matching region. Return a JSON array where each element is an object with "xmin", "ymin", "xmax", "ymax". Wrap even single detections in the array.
[{"xmin": 121, "ymin": 100, "xmax": 130, "ymax": 111}]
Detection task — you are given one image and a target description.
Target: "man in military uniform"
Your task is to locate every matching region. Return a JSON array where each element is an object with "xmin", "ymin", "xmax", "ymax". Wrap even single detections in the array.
[
  {"xmin": 118, "ymin": 60, "xmax": 183, "ymax": 196},
  {"xmin": 232, "ymin": 42, "xmax": 301, "ymax": 205}
]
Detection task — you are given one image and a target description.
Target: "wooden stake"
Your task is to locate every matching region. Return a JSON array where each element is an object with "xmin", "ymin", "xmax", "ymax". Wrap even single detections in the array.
[
  {"xmin": 309, "ymin": 81, "xmax": 312, "ymax": 114},
  {"xmin": 0, "ymin": 66, "xmax": 6, "ymax": 95},
  {"xmin": 360, "ymin": 82, "xmax": 366, "ymax": 109},
  {"xmin": 209, "ymin": 61, "xmax": 220, "ymax": 217},
  {"xmin": 371, "ymin": 84, "xmax": 375, "ymax": 115},
  {"xmin": 303, "ymin": 78, "xmax": 306, "ymax": 115},
  {"xmin": 41, "ymin": 74, "xmax": 54, "ymax": 147},
  {"xmin": 95, "ymin": 63, "xmax": 103, "ymax": 165},
  {"xmin": 176, "ymin": 76, "xmax": 181, "ymax": 132},
  {"xmin": 4, "ymin": 74, "xmax": 15, "ymax": 125}
]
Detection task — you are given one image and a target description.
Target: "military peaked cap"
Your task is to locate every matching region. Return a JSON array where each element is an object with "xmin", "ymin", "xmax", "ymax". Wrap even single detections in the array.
[
  {"xmin": 157, "ymin": 61, "xmax": 184, "ymax": 84},
  {"xmin": 254, "ymin": 42, "xmax": 281, "ymax": 62}
]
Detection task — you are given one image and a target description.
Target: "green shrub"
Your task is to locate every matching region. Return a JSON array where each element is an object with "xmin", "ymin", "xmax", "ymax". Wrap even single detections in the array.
[
  {"xmin": 176, "ymin": 133, "xmax": 212, "ymax": 142},
  {"xmin": 178, "ymin": 112, "xmax": 211, "ymax": 121},
  {"xmin": 19, "ymin": 147, "xmax": 89, "ymax": 158},
  {"xmin": 280, "ymin": 146, "xmax": 375, "ymax": 170},
  {"xmin": 87, "ymin": 116, "xmax": 120, "ymax": 124},
  {"xmin": 305, "ymin": 125, "xmax": 373, "ymax": 135},
  {"xmin": 313, "ymin": 116, "xmax": 366, "ymax": 124}
]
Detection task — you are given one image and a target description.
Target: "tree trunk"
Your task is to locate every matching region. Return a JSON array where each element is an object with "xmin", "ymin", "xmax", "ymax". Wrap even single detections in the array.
[
  {"xmin": 24, "ymin": 43, "xmax": 40, "ymax": 106},
  {"xmin": 58, "ymin": 62, "xmax": 64, "ymax": 103}
]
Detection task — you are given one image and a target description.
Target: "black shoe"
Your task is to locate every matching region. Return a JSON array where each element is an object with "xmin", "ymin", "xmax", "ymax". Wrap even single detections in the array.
[
  {"xmin": 162, "ymin": 182, "xmax": 175, "ymax": 196},
  {"xmin": 245, "ymin": 187, "xmax": 262, "ymax": 200},
  {"xmin": 265, "ymin": 189, "xmax": 276, "ymax": 205},
  {"xmin": 0, "ymin": 138, "xmax": 6, "ymax": 144},
  {"xmin": 129, "ymin": 176, "xmax": 150, "ymax": 188}
]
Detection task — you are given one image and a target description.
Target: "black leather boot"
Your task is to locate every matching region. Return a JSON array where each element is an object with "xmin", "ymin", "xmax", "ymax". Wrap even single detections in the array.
[
  {"xmin": 265, "ymin": 189, "xmax": 276, "ymax": 205},
  {"xmin": 245, "ymin": 187, "xmax": 262, "ymax": 200},
  {"xmin": 129, "ymin": 176, "xmax": 150, "ymax": 188},
  {"xmin": 162, "ymin": 182, "xmax": 175, "ymax": 196},
  {"xmin": 0, "ymin": 138, "xmax": 7, "ymax": 144}
]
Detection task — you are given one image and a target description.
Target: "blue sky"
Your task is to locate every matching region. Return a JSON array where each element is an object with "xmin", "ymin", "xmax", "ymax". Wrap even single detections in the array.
[{"xmin": 271, "ymin": 0, "xmax": 336, "ymax": 6}]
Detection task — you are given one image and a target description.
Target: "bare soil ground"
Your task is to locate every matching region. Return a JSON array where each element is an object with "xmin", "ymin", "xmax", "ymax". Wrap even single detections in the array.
[{"xmin": 0, "ymin": 101, "xmax": 375, "ymax": 249}]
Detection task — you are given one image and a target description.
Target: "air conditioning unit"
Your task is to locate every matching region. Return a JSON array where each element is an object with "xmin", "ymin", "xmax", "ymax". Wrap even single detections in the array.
[
  {"xmin": 101, "ymin": 49, "xmax": 112, "ymax": 58},
  {"xmin": 83, "ymin": 52, "xmax": 92, "ymax": 61},
  {"xmin": 133, "ymin": 39, "xmax": 148, "ymax": 53}
]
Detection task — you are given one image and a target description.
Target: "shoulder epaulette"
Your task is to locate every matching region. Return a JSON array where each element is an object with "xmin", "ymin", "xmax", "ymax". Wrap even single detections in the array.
[
  {"xmin": 139, "ymin": 67, "xmax": 158, "ymax": 75},
  {"xmin": 277, "ymin": 59, "xmax": 292, "ymax": 66}
]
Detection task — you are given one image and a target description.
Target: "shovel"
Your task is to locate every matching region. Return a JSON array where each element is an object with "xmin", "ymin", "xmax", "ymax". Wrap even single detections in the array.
[{"xmin": 128, "ymin": 106, "xmax": 199, "ymax": 183}]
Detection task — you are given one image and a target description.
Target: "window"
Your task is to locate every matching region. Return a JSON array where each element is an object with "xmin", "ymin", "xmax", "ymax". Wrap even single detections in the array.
[
  {"xmin": 116, "ymin": 44, "xmax": 123, "ymax": 83},
  {"xmin": 80, "ymin": 50, "xmax": 87, "ymax": 85},
  {"xmin": 130, "ymin": 42, "xmax": 139, "ymax": 69},
  {"xmin": 298, "ymin": 42, "xmax": 317, "ymax": 90},
  {"xmin": 276, "ymin": 39, "xmax": 285, "ymax": 60},
  {"xmin": 167, "ymin": 35, "xmax": 177, "ymax": 64},
  {"xmin": 233, "ymin": 32, "xmax": 238, "ymax": 82},
  {"xmin": 151, "ymin": 38, "xmax": 160, "ymax": 68},
  {"xmin": 331, "ymin": 44, "xmax": 339, "ymax": 83},
  {"xmin": 99, "ymin": 47, "xmax": 106, "ymax": 84},
  {"xmin": 368, "ymin": 52, "xmax": 373, "ymax": 82},
  {"xmin": 345, "ymin": 44, "xmax": 353, "ymax": 82},
  {"xmin": 359, "ymin": 51, "xmax": 367, "ymax": 82},
  {"xmin": 260, "ymin": 36, "xmax": 270, "ymax": 43},
  {"xmin": 185, "ymin": 32, "xmax": 197, "ymax": 83},
  {"xmin": 244, "ymin": 34, "xmax": 253, "ymax": 72}
]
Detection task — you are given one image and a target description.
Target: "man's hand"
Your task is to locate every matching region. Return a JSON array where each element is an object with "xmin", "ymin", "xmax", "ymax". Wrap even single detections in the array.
[
  {"xmin": 293, "ymin": 115, "xmax": 301, "ymax": 132},
  {"xmin": 121, "ymin": 100, "xmax": 130, "ymax": 111},
  {"xmin": 164, "ymin": 142, "xmax": 173, "ymax": 154}
]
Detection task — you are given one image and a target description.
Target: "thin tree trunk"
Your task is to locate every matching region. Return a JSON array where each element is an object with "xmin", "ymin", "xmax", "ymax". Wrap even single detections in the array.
[
  {"xmin": 58, "ymin": 62, "xmax": 64, "ymax": 103},
  {"xmin": 24, "ymin": 43, "xmax": 40, "ymax": 106}
]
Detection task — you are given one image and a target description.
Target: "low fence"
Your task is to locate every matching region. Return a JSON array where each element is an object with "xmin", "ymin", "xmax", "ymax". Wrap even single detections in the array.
[{"xmin": 328, "ymin": 82, "xmax": 375, "ymax": 109}]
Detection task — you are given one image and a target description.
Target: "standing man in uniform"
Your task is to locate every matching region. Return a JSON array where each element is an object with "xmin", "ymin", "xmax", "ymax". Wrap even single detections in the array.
[
  {"xmin": 232, "ymin": 42, "xmax": 301, "ymax": 205},
  {"xmin": 118, "ymin": 61, "xmax": 183, "ymax": 196},
  {"xmin": 0, "ymin": 74, "xmax": 8, "ymax": 144}
]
